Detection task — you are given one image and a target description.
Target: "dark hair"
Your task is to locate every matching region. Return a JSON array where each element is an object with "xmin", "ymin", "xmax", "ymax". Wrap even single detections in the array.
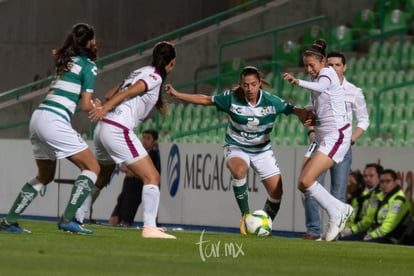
[
  {"xmin": 327, "ymin": 51, "xmax": 347, "ymax": 65},
  {"xmin": 350, "ymin": 169, "xmax": 365, "ymax": 189},
  {"xmin": 151, "ymin": 41, "xmax": 176, "ymax": 116},
  {"xmin": 143, "ymin": 129, "xmax": 159, "ymax": 141},
  {"xmin": 303, "ymin": 39, "xmax": 327, "ymax": 62},
  {"xmin": 53, "ymin": 23, "xmax": 97, "ymax": 76},
  {"xmin": 365, "ymin": 163, "xmax": 384, "ymax": 176},
  {"xmin": 233, "ymin": 66, "xmax": 267, "ymax": 101},
  {"xmin": 381, "ymin": 169, "xmax": 398, "ymax": 180}
]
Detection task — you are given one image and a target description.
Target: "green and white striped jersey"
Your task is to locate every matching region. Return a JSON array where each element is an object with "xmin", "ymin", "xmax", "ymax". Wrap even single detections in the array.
[
  {"xmin": 37, "ymin": 55, "xmax": 97, "ymax": 121},
  {"xmin": 212, "ymin": 89, "xmax": 294, "ymax": 153}
]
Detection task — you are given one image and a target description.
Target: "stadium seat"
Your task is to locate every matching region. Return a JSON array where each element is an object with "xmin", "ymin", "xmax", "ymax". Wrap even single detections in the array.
[
  {"xmin": 192, "ymin": 105, "xmax": 203, "ymax": 120},
  {"xmin": 345, "ymin": 56, "xmax": 356, "ymax": 75},
  {"xmin": 379, "ymin": 41, "xmax": 392, "ymax": 56},
  {"xmin": 363, "ymin": 88, "xmax": 375, "ymax": 105},
  {"xmin": 368, "ymin": 41, "xmax": 380, "ymax": 59},
  {"xmin": 383, "ymin": 71, "xmax": 396, "ymax": 86},
  {"xmin": 220, "ymin": 57, "xmax": 246, "ymax": 88},
  {"xmin": 275, "ymin": 40, "xmax": 301, "ymax": 67},
  {"xmin": 330, "ymin": 25, "xmax": 353, "ymax": 51},
  {"xmin": 300, "ymin": 25, "xmax": 325, "ymax": 48},
  {"xmin": 402, "ymin": 0, "xmax": 414, "ymax": 20},
  {"xmin": 382, "ymin": 9, "xmax": 408, "ymax": 31},
  {"xmin": 393, "ymin": 105, "xmax": 405, "ymax": 123},
  {"xmin": 377, "ymin": 56, "xmax": 394, "ymax": 71},
  {"xmin": 401, "ymin": 41, "xmax": 411, "ymax": 68},
  {"xmin": 365, "ymin": 71, "xmax": 376, "ymax": 88},
  {"xmin": 374, "ymin": 0, "xmax": 400, "ymax": 13},
  {"xmin": 380, "ymin": 105, "xmax": 393, "ymax": 125},
  {"xmin": 352, "ymin": 9, "xmax": 380, "ymax": 37}
]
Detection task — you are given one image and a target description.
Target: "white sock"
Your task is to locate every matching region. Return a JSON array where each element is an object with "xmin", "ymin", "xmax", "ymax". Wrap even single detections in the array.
[
  {"xmin": 306, "ymin": 181, "xmax": 343, "ymax": 220},
  {"xmin": 231, "ymin": 178, "xmax": 247, "ymax": 187},
  {"xmin": 28, "ymin": 177, "xmax": 44, "ymax": 192},
  {"xmin": 268, "ymin": 197, "xmax": 281, "ymax": 204},
  {"xmin": 76, "ymin": 185, "xmax": 101, "ymax": 223},
  {"xmin": 142, "ymin": 184, "xmax": 160, "ymax": 227}
]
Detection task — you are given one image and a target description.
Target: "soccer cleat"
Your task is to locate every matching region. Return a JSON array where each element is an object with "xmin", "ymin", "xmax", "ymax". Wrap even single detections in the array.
[
  {"xmin": 240, "ymin": 213, "xmax": 248, "ymax": 235},
  {"xmin": 0, "ymin": 219, "xmax": 31, "ymax": 234},
  {"xmin": 58, "ymin": 219, "xmax": 93, "ymax": 235},
  {"xmin": 325, "ymin": 204, "xmax": 354, "ymax": 242},
  {"xmin": 142, "ymin": 226, "xmax": 176, "ymax": 239}
]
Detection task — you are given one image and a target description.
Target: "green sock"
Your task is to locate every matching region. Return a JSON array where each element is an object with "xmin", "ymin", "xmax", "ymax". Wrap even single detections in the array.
[
  {"xmin": 63, "ymin": 174, "xmax": 94, "ymax": 222},
  {"xmin": 6, "ymin": 183, "xmax": 38, "ymax": 224},
  {"xmin": 233, "ymin": 184, "xmax": 250, "ymax": 216},
  {"xmin": 263, "ymin": 199, "xmax": 281, "ymax": 221}
]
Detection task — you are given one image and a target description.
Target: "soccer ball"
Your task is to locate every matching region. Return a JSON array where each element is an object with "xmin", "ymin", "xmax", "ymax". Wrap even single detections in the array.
[{"xmin": 244, "ymin": 210, "xmax": 272, "ymax": 236}]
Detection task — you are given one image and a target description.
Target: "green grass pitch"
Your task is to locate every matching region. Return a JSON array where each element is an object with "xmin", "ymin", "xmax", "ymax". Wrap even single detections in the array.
[{"xmin": 1, "ymin": 219, "xmax": 414, "ymax": 276}]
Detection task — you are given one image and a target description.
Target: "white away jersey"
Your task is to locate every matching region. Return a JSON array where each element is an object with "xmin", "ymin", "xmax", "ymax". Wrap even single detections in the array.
[
  {"xmin": 300, "ymin": 66, "xmax": 348, "ymax": 135},
  {"xmin": 103, "ymin": 66, "xmax": 162, "ymax": 130}
]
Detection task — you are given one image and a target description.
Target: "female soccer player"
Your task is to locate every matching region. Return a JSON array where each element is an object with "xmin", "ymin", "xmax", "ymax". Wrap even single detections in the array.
[
  {"xmin": 83, "ymin": 41, "xmax": 177, "ymax": 239},
  {"xmin": 165, "ymin": 66, "xmax": 311, "ymax": 234},
  {"xmin": 0, "ymin": 23, "xmax": 101, "ymax": 234},
  {"xmin": 283, "ymin": 39, "xmax": 353, "ymax": 241}
]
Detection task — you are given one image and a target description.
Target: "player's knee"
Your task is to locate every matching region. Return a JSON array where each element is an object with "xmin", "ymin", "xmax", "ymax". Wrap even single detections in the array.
[
  {"xmin": 297, "ymin": 177, "xmax": 313, "ymax": 192},
  {"xmin": 230, "ymin": 167, "xmax": 247, "ymax": 179},
  {"xmin": 142, "ymin": 171, "xmax": 160, "ymax": 185}
]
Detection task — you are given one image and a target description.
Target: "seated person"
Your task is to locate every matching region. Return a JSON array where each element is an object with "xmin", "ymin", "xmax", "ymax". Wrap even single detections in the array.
[
  {"xmin": 345, "ymin": 169, "xmax": 368, "ymax": 225},
  {"xmin": 341, "ymin": 163, "xmax": 383, "ymax": 235},
  {"xmin": 340, "ymin": 169, "xmax": 413, "ymax": 244}
]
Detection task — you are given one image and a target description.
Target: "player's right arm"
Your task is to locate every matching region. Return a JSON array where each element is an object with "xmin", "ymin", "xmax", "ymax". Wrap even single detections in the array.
[{"xmin": 165, "ymin": 83, "xmax": 213, "ymax": 106}]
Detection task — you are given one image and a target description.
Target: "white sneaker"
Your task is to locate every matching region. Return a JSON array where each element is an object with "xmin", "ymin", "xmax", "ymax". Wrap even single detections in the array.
[
  {"xmin": 325, "ymin": 204, "xmax": 354, "ymax": 242},
  {"xmin": 142, "ymin": 226, "xmax": 177, "ymax": 239}
]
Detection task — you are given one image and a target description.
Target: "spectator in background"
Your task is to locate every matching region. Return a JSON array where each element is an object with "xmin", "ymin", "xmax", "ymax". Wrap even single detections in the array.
[
  {"xmin": 302, "ymin": 51, "xmax": 370, "ymax": 240},
  {"xmin": 340, "ymin": 168, "xmax": 413, "ymax": 244},
  {"xmin": 346, "ymin": 169, "xmax": 368, "ymax": 225},
  {"xmin": 340, "ymin": 163, "xmax": 383, "ymax": 238},
  {"xmin": 108, "ymin": 129, "xmax": 160, "ymax": 227}
]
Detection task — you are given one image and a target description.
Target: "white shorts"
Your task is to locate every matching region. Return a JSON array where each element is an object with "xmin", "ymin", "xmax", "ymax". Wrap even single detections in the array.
[
  {"xmin": 30, "ymin": 109, "xmax": 88, "ymax": 160},
  {"xmin": 223, "ymin": 144, "xmax": 281, "ymax": 180},
  {"xmin": 305, "ymin": 124, "xmax": 351, "ymax": 163},
  {"xmin": 94, "ymin": 119, "xmax": 148, "ymax": 165}
]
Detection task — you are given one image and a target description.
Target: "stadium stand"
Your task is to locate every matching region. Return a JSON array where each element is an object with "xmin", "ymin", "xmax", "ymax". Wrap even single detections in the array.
[
  {"xmin": 330, "ymin": 25, "xmax": 353, "ymax": 51},
  {"xmin": 382, "ymin": 9, "xmax": 408, "ymax": 31},
  {"xmin": 3, "ymin": 0, "xmax": 414, "ymax": 147},
  {"xmin": 351, "ymin": 8, "xmax": 381, "ymax": 37},
  {"xmin": 275, "ymin": 40, "xmax": 301, "ymax": 67},
  {"xmin": 300, "ymin": 24, "xmax": 325, "ymax": 48}
]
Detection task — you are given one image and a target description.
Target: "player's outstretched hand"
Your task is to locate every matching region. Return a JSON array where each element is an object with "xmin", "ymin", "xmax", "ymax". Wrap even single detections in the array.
[
  {"xmin": 283, "ymin": 73, "xmax": 299, "ymax": 85},
  {"xmin": 165, "ymin": 84, "xmax": 178, "ymax": 97}
]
